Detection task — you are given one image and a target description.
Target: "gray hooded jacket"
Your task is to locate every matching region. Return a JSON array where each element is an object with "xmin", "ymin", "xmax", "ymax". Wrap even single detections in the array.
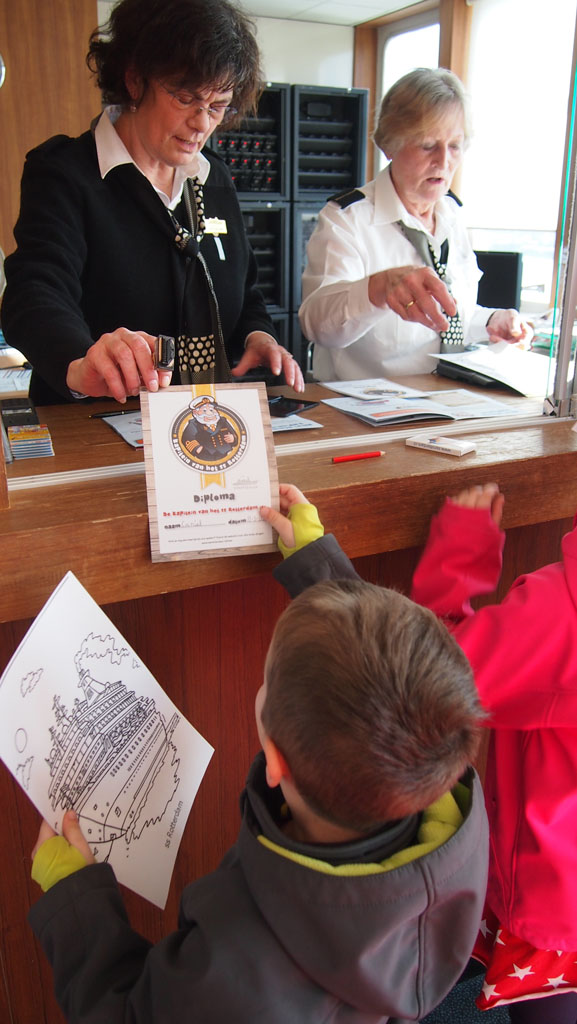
[{"xmin": 28, "ymin": 535, "xmax": 488, "ymax": 1023}]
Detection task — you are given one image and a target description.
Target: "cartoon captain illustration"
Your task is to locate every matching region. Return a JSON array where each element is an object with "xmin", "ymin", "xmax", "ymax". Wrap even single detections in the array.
[{"xmin": 181, "ymin": 395, "xmax": 239, "ymax": 462}]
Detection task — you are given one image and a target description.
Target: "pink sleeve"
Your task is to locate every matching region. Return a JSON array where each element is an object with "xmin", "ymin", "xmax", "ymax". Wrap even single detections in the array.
[
  {"xmin": 411, "ymin": 499, "xmax": 504, "ymax": 622},
  {"xmin": 414, "ymin": 502, "xmax": 577, "ymax": 730},
  {"xmin": 451, "ymin": 565, "xmax": 577, "ymax": 729}
]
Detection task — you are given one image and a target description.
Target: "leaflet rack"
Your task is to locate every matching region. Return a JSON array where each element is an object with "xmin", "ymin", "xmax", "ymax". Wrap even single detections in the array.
[
  {"xmin": 206, "ymin": 82, "xmax": 368, "ymax": 371},
  {"xmin": 208, "ymin": 83, "xmax": 290, "ymax": 201},
  {"xmin": 240, "ymin": 202, "xmax": 290, "ymax": 313},
  {"xmin": 291, "ymin": 85, "xmax": 368, "ymax": 202}
]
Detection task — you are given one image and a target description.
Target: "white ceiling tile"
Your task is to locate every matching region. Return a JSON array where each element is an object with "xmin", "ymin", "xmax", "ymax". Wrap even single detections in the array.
[{"xmin": 243, "ymin": 1, "xmax": 415, "ymax": 26}]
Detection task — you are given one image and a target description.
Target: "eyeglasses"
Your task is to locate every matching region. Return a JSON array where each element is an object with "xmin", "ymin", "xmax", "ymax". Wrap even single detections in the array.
[{"xmin": 161, "ymin": 85, "xmax": 237, "ymax": 124}]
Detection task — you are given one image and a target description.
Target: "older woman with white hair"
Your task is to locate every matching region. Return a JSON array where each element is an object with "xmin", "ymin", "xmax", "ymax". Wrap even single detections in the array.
[{"xmin": 299, "ymin": 67, "xmax": 531, "ymax": 381}]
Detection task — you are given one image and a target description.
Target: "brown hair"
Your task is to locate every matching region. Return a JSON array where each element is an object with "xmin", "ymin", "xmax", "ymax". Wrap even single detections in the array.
[
  {"xmin": 262, "ymin": 579, "xmax": 483, "ymax": 832},
  {"xmin": 87, "ymin": 0, "xmax": 262, "ymax": 118},
  {"xmin": 374, "ymin": 67, "xmax": 471, "ymax": 158}
]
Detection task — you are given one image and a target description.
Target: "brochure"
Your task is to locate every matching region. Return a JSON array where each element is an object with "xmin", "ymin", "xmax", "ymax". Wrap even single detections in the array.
[
  {"xmin": 322, "ymin": 388, "xmax": 521, "ymax": 427},
  {"xmin": 270, "ymin": 414, "xmax": 322, "ymax": 432},
  {"xmin": 96, "ymin": 410, "xmax": 144, "ymax": 449},
  {"xmin": 319, "ymin": 377, "xmax": 427, "ymax": 401}
]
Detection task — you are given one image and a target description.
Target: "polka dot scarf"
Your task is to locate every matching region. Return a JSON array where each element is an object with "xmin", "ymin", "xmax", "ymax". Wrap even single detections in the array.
[
  {"xmin": 170, "ymin": 178, "xmax": 231, "ymax": 384},
  {"xmin": 396, "ymin": 221, "xmax": 466, "ymax": 353},
  {"xmin": 427, "ymin": 240, "xmax": 465, "ymax": 351}
]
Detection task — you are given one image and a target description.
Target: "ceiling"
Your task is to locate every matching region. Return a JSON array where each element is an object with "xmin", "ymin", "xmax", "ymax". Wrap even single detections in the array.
[{"xmin": 241, "ymin": 0, "xmax": 417, "ymax": 26}]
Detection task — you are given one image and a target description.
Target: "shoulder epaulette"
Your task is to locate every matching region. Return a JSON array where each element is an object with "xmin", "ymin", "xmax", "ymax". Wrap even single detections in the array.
[
  {"xmin": 329, "ymin": 188, "xmax": 365, "ymax": 209},
  {"xmin": 446, "ymin": 189, "xmax": 463, "ymax": 207}
]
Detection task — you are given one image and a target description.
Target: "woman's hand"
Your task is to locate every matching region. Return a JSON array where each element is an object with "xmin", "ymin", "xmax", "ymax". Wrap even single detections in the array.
[
  {"xmin": 368, "ymin": 265, "xmax": 457, "ymax": 333},
  {"xmin": 66, "ymin": 328, "xmax": 173, "ymax": 403},
  {"xmin": 486, "ymin": 309, "xmax": 533, "ymax": 347},
  {"xmin": 232, "ymin": 332, "xmax": 305, "ymax": 392}
]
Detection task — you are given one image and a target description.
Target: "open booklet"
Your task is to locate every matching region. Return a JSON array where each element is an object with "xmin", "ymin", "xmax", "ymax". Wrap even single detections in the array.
[
  {"xmin": 320, "ymin": 378, "xmax": 520, "ymax": 427},
  {"xmin": 0, "ymin": 572, "xmax": 214, "ymax": 909},
  {"xmin": 432, "ymin": 344, "xmax": 557, "ymax": 397}
]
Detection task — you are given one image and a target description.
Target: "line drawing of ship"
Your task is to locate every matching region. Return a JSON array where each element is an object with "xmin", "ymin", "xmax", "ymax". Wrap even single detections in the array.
[{"xmin": 45, "ymin": 633, "xmax": 181, "ymax": 858}]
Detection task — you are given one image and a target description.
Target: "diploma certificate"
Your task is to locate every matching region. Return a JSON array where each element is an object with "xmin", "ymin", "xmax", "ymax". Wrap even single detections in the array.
[{"xmin": 141, "ymin": 383, "xmax": 278, "ymax": 561}]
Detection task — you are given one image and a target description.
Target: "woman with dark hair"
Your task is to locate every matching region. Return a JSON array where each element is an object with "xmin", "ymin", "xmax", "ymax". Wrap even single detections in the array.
[{"xmin": 3, "ymin": 0, "xmax": 304, "ymax": 404}]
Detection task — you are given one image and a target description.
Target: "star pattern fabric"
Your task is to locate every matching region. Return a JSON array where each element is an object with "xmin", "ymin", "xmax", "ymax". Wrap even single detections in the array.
[{"xmin": 473, "ymin": 906, "xmax": 577, "ymax": 1009}]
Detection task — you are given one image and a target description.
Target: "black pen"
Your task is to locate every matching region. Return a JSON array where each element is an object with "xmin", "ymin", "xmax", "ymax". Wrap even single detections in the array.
[{"xmin": 89, "ymin": 410, "xmax": 139, "ymax": 419}]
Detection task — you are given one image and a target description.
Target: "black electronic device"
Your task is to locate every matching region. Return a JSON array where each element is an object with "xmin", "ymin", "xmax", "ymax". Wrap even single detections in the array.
[
  {"xmin": 434, "ymin": 362, "xmax": 499, "ymax": 388},
  {"xmin": 154, "ymin": 335, "xmax": 175, "ymax": 371},
  {"xmin": 475, "ymin": 251, "xmax": 523, "ymax": 310},
  {"xmin": 268, "ymin": 395, "xmax": 318, "ymax": 417},
  {"xmin": 0, "ymin": 397, "xmax": 40, "ymax": 428}
]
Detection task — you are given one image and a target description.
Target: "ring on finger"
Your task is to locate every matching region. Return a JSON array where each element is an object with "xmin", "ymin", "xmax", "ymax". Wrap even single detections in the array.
[{"xmin": 405, "ymin": 300, "xmax": 416, "ymax": 310}]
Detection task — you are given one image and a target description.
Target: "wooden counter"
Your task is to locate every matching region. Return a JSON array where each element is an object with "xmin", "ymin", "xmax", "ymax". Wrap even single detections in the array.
[
  {"xmin": 2, "ymin": 379, "xmax": 576, "ymax": 623},
  {"xmin": 1, "ymin": 378, "xmax": 576, "ymax": 1023}
]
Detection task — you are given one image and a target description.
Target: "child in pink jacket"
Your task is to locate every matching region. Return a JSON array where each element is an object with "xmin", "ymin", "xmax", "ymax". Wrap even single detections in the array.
[{"xmin": 411, "ymin": 482, "xmax": 577, "ymax": 1023}]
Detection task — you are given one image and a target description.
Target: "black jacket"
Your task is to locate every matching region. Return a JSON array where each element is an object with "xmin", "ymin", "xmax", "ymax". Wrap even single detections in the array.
[{"xmin": 3, "ymin": 130, "xmax": 274, "ymax": 404}]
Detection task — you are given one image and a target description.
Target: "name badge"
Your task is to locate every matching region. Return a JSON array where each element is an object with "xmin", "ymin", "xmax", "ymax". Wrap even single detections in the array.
[{"xmin": 204, "ymin": 217, "xmax": 228, "ymax": 236}]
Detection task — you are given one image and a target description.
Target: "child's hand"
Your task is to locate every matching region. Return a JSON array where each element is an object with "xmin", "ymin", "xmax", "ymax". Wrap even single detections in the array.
[
  {"xmin": 260, "ymin": 483, "xmax": 324, "ymax": 557},
  {"xmin": 449, "ymin": 482, "xmax": 504, "ymax": 526},
  {"xmin": 31, "ymin": 810, "xmax": 95, "ymax": 892}
]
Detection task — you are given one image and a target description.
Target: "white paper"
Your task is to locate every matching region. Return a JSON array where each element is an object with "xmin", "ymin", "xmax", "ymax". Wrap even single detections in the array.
[
  {"xmin": 100, "ymin": 411, "xmax": 144, "ymax": 448},
  {"xmin": 0, "ymin": 366, "xmax": 32, "ymax": 396},
  {"xmin": 144, "ymin": 387, "xmax": 274, "ymax": 555},
  {"xmin": 319, "ymin": 377, "xmax": 426, "ymax": 400},
  {"xmin": 433, "ymin": 346, "xmax": 557, "ymax": 397},
  {"xmin": 270, "ymin": 414, "xmax": 322, "ymax": 432},
  {"xmin": 0, "ymin": 573, "xmax": 214, "ymax": 909}
]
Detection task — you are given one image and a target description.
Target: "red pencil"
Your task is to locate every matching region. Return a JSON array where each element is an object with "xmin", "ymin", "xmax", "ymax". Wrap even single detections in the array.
[{"xmin": 332, "ymin": 450, "xmax": 385, "ymax": 464}]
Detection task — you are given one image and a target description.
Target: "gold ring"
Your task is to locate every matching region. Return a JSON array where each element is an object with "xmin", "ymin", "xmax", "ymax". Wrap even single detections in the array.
[{"xmin": 405, "ymin": 300, "xmax": 415, "ymax": 310}]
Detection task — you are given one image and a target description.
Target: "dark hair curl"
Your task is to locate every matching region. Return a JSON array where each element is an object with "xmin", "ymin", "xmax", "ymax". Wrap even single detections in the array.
[{"xmin": 87, "ymin": 0, "xmax": 262, "ymax": 118}]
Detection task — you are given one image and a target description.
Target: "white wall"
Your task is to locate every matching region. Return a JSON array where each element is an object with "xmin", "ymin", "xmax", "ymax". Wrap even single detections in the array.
[
  {"xmin": 96, "ymin": 3, "xmax": 354, "ymax": 87},
  {"xmin": 254, "ymin": 17, "xmax": 353, "ymax": 86}
]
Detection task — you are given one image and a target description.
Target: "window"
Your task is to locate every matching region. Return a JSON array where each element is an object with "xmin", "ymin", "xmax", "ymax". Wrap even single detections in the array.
[
  {"xmin": 375, "ymin": 13, "xmax": 440, "ymax": 174},
  {"xmin": 462, "ymin": 0, "xmax": 576, "ymax": 317}
]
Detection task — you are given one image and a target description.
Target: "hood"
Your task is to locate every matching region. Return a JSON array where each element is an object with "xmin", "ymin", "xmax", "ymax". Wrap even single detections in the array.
[{"xmin": 237, "ymin": 754, "xmax": 488, "ymax": 1021}]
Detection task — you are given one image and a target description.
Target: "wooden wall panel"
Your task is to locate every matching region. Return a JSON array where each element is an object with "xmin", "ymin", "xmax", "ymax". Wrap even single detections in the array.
[
  {"xmin": 0, "ymin": 444, "xmax": 7, "ymax": 509},
  {"xmin": 438, "ymin": 0, "xmax": 472, "ymax": 85},
  {"xmin": 1, "ymin": 511, "xmax": 573, "ymax": 1022},
  {"xmin": 0, "ymin": 575, "xmax": 290, "ymax": 1024},
  {"xmin": 0, "ymin": 0, "xmax": 101, "ymax": 255}
]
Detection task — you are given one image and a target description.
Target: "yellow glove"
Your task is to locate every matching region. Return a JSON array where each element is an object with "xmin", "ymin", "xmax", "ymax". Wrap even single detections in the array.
[
  {"xmin": 278, "ymin": 502, "xmax": 324, "ymax": 559},
  {"xmin": 31, "ymin": 835, "xmax": 89, "ymax": 892}
]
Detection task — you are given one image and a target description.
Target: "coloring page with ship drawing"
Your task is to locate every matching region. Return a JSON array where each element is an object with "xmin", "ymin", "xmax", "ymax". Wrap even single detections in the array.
[{"xmin": 0, "ymin": 572, "xmax": 213, "ymax": 909}]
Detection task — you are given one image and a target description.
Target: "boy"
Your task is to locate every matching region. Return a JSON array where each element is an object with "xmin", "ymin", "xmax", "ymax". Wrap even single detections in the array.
[{"xmin": 29, "ymin": 486, "xmax": 488, "ymax": 1023}]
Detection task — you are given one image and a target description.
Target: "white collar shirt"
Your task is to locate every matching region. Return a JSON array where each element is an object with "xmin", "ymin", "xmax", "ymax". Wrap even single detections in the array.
[
  {"xmin": 94, "ymin": 106, "xmax": 210, "ymax": 211},
  {"xmin": 300, "ymin": 163, "xmax": 491, "ymax": 381}
]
